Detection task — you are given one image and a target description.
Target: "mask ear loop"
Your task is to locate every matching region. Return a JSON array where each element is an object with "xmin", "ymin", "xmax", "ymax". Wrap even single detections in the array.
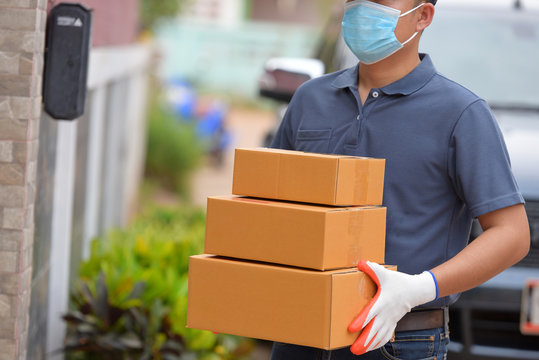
[
  {"xmin": 399, "ymin": 2, "xmax": 424, "ymax": 17},
  {"xmin": 401, "ymin": 31, "xmax": 419, "ymax": 46},
  {"xmin": 398, "ymin": 3, "xmax": 424, "ymax": 46}
]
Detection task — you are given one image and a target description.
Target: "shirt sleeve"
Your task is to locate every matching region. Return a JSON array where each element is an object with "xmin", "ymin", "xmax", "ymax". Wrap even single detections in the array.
[{"xmin": 448, "ymin": 99, "xmax": 524, "ymax": 218}]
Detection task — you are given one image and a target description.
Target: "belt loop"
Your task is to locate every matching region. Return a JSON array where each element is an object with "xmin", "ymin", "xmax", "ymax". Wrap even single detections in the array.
[{"xmin": 443, "ymin": 306, "xmax": 450, "ymax": 335}]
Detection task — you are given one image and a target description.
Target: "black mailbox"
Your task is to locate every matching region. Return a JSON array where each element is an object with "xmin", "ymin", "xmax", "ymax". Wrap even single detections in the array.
[{"xmin": 43, "ymin": 3, "xmax": 92, "ymax": 120}]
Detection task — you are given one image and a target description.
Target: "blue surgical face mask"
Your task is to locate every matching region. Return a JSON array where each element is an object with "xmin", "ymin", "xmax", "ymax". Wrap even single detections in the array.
[{"xmin": 342, "ymin": 0, "xmax": 424, "ymax": 64}]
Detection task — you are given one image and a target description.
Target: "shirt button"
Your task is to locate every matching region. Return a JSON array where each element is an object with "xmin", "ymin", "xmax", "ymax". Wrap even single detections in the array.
[
  {"xmin": 372, "ymin": 91, "xmax": 379, "ymax": 98},
  {"xmin": 357, "ymin": 115, "xmax": 360, "ymax": 120}
]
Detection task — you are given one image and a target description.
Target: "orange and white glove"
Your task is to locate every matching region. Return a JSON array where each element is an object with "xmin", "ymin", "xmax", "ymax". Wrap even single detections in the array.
[{"xmin": 348, "ymin": 260, "xmax": 439, "ymax": 355}]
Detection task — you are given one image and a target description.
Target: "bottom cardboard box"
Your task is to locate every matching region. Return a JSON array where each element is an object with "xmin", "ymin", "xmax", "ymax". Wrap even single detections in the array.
[{"xmin": 187, "ymin": 255, "xmax": 386, "ymax": 350}]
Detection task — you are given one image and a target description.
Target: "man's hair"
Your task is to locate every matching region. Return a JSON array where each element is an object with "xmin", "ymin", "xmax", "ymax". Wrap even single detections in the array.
[{"xmin": 416, "ymin": 0, "xmax": 437, "ymax": 4}]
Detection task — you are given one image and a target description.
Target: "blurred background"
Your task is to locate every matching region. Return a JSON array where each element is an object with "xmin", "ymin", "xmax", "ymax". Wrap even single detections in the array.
[{"xmin": 0, "ymin": 0, "xmax": 538, "ymax": 359}]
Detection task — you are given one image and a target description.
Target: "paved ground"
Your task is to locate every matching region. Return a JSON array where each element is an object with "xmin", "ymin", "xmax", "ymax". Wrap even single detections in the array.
[{"xmin": 191, "ymin": 105, "xmax": 276, "ymax": 208}]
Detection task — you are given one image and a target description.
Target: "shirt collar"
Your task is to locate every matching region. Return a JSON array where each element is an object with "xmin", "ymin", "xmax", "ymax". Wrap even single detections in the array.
[{"xmin": 331, "ymin": 54, "xmax": 437, "ymax": 96}]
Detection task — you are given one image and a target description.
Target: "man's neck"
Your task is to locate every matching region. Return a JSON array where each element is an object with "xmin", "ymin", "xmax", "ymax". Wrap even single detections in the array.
[{"xmin": 357, "ymin": 50, "xmax": 421, "ymax": 104}]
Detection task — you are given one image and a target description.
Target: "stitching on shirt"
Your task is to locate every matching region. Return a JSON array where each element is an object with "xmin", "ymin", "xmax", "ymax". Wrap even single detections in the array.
[
  {"xmin": 436, "ymin": 73, "xmax": 482, "ymax": 99},
  {"xmin": 445, "ymin": 98, "xmax": 485, "ymax": 202},
  {"xmin": 468, "ymin": 192, "xmax": 524, "ymax": 218}
]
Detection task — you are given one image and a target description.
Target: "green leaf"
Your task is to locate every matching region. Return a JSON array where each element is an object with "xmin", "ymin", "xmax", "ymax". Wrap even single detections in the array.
[
  {"xmin": 127, "ymin": 282, "xmax": 146, "ymax": 301},
  {"xmin": 118, "ymin": 333, "xmax": 143, "ymax": 350},
  {"xmin": 80, "ymin": 282, "xmax": 94, "ymax": 305},
  {"xmin": 94, "ymin": 273, "xmax": 110, "ymax": 325},
  {"xmin": 76, "ymin": 323, "xmax": 96, "ymax": 334},
  {"xmin": 187, "ymin": 331, "xmax": 217, "ymax": 351},
  {"xmin": 199, "ymin": 353, "xmax": 222, "ymax": 360},
  {"xmin": 62, "ymin": 311, "xmax": 88, "ymax": 325}
]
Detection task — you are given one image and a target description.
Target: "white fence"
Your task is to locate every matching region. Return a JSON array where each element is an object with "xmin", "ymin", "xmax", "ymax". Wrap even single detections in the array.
[{"xmin": 45, "ymin": 43, "xmax": 153, "ymax": 358}]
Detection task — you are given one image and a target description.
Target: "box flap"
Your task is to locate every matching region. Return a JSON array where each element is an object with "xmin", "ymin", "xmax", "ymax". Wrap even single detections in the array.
[
  {"xmin": 209, "ymin": 195, "xmax": 360, "ymax": 213},
  {"xmin": 239, "ymin": 147, "xmax": 359, "ymax": 159}
]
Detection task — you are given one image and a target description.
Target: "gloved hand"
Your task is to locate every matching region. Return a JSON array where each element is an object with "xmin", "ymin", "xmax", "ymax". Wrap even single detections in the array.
[{"xmin": 348, "ymin": 260, "xmax": 438, "ymax": 355}]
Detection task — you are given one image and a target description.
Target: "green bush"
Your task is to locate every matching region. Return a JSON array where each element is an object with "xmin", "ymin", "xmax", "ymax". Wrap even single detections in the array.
[
  {"xmin": 144, "ymin": 99, "xmax": 204, "ymax": 198},
  {"xmin": 63, "ymin": 206, "xmax": 253, "ymax": 360}
]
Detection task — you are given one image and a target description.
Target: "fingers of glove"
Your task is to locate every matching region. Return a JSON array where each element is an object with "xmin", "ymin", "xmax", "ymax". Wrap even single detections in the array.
[
  {"xmin": 363, "ymin": 306, "xmax": 397, "ymax": 349},
  {"xmin": 361, "ymin": 289, "xmax": 387, "ymax": 329},
  {"xmin": 348, "ymin": 290, "xmax": 380, "ymax": 332},
  {"xmin": 366, "ymin": 261, "xmax": 392, "ymax": 284},
  {"xmin": 349, "ymin": 260, "xmax": 382, "ymax": 333},
  {"xmin": 363, "ymin": 315, "xmax": 383, "ymax": 348},
  {"xmin": 350, "ymin": 319, "xmax": 376, "ymax": 355},
  {"xmin": 350, "ymin": 260, "xmax": 385, "ymax": 332},
  {"xmin": 348, "ymin": 307, "xmax": 368, "ymax": 333},
  {"xmin": 366, "ymin": 323, "xmax": 396, "ymax": 353}
]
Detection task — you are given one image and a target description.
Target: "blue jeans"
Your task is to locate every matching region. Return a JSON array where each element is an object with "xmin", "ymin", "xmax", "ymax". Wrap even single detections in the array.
[{"xmin": 270, "ymin": 327, "xmax": 449, "ymax": 360}]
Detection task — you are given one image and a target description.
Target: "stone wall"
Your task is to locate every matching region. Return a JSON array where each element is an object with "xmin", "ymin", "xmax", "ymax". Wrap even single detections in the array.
[{"xmin": 0, "ymin": 1, "xmax": 48, "ymax": 359}]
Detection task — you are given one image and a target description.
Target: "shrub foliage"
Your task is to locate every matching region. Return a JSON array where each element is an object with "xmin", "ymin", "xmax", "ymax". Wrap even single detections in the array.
[{"xmin": 63, "ymin": 206, "xmax": 253, "ymax": 360}]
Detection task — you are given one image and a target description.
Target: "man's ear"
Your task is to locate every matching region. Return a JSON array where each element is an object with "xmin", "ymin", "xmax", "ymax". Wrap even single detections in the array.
[{"xmin": 417, "ymin": 3, "xmax": 435, "ymax": 32}]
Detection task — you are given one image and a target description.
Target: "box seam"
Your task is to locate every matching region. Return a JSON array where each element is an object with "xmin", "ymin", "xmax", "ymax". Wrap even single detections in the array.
[
  {"xmin": 277, "ymin": 153, "xmax": 283, "ymax": 198},
  {"xmin": 328, "ymin": 274, "xmax": 334, "ymax": 349},
  {"xmin": 322, "ymin": 212, "xmax": 329, "ymax": 270},
  {"xmin": 334, "ymin": 158, "xmax": 340, "ymax": 204}
]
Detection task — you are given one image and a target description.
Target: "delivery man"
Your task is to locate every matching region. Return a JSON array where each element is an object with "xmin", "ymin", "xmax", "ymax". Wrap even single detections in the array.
[{"xmin": 270, "ymin": 0, "xmax": 531, "ymax": 359}]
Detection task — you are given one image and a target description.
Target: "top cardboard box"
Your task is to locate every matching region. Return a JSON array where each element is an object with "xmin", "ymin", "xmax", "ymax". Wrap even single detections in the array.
[{"xmin": 232, "ymin": 148, "xmax": 385, "ymax": 206}]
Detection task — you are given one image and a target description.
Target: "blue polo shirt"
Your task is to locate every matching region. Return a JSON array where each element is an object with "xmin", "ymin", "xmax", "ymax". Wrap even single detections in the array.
[{"xmin": 271, "ymin": 54, "xmax": 524, "ymax": 307}]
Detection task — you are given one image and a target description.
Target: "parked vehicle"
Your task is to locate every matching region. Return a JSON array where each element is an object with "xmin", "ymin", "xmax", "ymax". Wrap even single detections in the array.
[
  {"xmin": 259, "ymin": 1, "xmax": 539, "ymax": 358},
  {"xmin": 258, "ymin": 57, "xmax": 325, "ymax": 147}
]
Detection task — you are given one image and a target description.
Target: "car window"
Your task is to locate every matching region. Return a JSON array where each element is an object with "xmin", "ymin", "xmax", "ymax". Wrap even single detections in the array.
[{"xmin": 420, "ymin": 8, "xmax": 539, "ymax": 108}]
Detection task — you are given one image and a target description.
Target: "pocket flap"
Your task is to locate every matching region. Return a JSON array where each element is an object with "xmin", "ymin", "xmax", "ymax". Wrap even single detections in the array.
[{"xmin": 297, "ymin": 129, "xmax": 332, "ymax": 141}]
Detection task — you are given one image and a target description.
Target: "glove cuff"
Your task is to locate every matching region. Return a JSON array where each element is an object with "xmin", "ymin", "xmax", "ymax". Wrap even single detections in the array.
[
  {"xmin": 426, "ymin": 271, "xmax": 439, "ymax": 300},
  {"xmin": 413, "ymin": 271, "xmax": 438, "ymax": 306}
]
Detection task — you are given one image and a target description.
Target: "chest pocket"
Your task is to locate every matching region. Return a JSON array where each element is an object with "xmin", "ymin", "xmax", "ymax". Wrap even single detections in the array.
[{"xmin": 294, "ymin": 129, "xmax": 332, "ymax": 153}]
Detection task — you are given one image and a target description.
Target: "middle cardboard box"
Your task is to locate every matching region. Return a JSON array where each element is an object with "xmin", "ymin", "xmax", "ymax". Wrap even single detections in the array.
[{"xmin": 205, "ymin": 195, "xmax": 386, "ymax": 271}]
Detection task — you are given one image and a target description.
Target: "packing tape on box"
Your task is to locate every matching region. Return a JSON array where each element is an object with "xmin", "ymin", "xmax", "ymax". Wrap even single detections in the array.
[
  {"xmin": 348, "ymin": 209, "xmax": 366, "ymax": 265},
  {"xmin": 354, "ymin": 160, "xmax": 370, "ymax": 204}
]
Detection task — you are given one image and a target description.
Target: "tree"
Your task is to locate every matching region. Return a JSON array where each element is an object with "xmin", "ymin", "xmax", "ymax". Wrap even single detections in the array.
[{"xmin": 140, "ymin": 0, "xmax": 190, "ymax": 31}]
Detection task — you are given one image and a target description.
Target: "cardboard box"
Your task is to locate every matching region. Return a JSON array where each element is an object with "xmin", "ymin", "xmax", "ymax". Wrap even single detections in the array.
[
  {"xmin": 232, "ymin": 148, "xmax": 385, "ymax": 206},
  {"xmin": 205, "ymin": 196, "xmax": 386, "ymax": 270},
  {"xmin": 187, "ymin": 255, "xmax": 396, "ymax": 349}
]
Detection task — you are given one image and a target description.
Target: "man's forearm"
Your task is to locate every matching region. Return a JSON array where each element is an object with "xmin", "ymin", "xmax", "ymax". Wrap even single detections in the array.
[{"xmin": 431, "ymin": 204, "xmax": 530, "ymax": 298}]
